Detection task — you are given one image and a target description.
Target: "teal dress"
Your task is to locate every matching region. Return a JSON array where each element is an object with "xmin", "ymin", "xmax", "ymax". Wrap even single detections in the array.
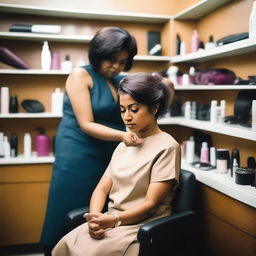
[{"xmin": 40, "ymin": 65, "xmax": 125, "ymax": 248}]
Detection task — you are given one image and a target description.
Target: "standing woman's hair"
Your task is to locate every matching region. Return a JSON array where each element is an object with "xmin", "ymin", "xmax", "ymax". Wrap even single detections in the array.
[
  {"xmin": 119, "ymin": 72, "xmax": 174, "ymax": 119},
  {"xmin": 88, "ymin": 27, "xmax": 137, "ymax": 71}
]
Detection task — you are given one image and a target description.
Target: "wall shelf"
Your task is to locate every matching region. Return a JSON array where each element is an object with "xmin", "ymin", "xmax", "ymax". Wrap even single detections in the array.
[
  {"xmin": 174, "ymin": 0, "xmax": 233, "ymax": 20},
  {"xmin": 181, "ymin": 162, "xmax": 256, "ymax": 208},
  {"xmin": 0, "ymin": 112, "xmax": 62, "ymax": 118},
  {"xmin": 0, "ymin": 69, "xmax": 70, "ymax": 75},
  {"xmin": 174, "ymin": 85, "xmax": 256, "ymax": 90},
  {"xmin": 0, "ymin": 3, "xmax": 172, "ymax": 23},
  {"xmin": 134, "ymin": 55, "xmax": 171, "ymax": 61},
  {"xmin": 0, "ymin": 155, "xmax": 54, "ymax": 165},
  {"xmin": 171, "ymin": 39, "xmax": 256, "ymax": 63},
  {"xmin": 0, "ymin": 32, "xmax": 93, "ymax": 42},
  {"xmin": 158, "ymin": 117, "xmax": 256, "ymax": 141}
]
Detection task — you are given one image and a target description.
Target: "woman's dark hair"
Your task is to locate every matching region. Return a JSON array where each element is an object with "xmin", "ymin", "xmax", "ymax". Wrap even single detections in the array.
[
  {"xmin": 119, "ymin": 72, "xmax": 174, "ymax": 119},
  {"xmin": 88, "ymin": 27, "xmax": 137, "ymax": 71}
]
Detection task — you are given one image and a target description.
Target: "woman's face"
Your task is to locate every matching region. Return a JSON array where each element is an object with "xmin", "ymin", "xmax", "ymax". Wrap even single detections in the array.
[
  {"xmin": 98, "ymin": 50, "xmax": 128, "ymax": 78},
  {"xmin": 119, "ymin": 93, "xmax": 158, "ymax": 138}
]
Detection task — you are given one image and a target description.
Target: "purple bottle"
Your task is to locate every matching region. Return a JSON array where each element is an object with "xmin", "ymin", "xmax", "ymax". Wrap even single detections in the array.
[{"xmin": 35, "ymin": 128, "xmax": 50, "ymax": 156}]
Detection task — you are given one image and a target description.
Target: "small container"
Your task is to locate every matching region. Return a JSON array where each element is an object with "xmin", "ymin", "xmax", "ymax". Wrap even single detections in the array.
[
  {"xmin": 35, "ymin": 128, "xmax": 50, "ymax": 156},
  {"xmin": 200, "ymin": 142, "xmax": 209, "ymax": 163},
  {"xmin": 51, "ymin": 51, "xmax": 61, "ymax": 70},
  {"xmin": 10, "ymin": 132, "xmax": 18, "ymax": 157},
  {"xmin": 186, "ymin": 136, "xmax": 195, "ymax": 164},
  {"xmin": 23, "ymin": 133, "xmax": 32, "ymax": 158},
  {"xmin": 9, "ymin": 95, "xmax": 19, "ymax": 113},
  {"xmin": 216, "ymin": 149, "xmax": 229, "ymax": 173},
  {"xmin": 61, "ymin": 54, "xmax": 72, "ymax": 72},
  {"xmin": 210, "ymin": 147, "xmax": 216, "ymax": 167},
  {"xmin": 235, "ymin": 168, "xmax": 255, "ymax": 185},
  {"xmin": 1, "ymin": 87, "xmax": 9, "ymax": 114}
]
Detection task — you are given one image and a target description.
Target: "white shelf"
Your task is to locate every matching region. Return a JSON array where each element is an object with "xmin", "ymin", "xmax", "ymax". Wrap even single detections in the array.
[
  {"xmin": 134, "ymin": 55, "xmax": 171, "ymax": 61},
  {"xmin": 171, "ymin": 39, "xmax": 256, "ymax": 63},
  {"xmin": 174, "ymin": 85, "xmax": 256, "ymax": 90},
  {"xmin": 0, "ymin": 32, "xmax": 93, "ymax": 42},
  {"xmin": 0, "ymin": 155, "xmax": 54, "ymax": 165},
  {"xmin": 0, "ymin": 3, "xmax": 172, "ymax": 23},
  {"xmin": 158, "ymin": 117, "xmax": 256, "ymax": 141},
  {"xmin": 0, "ymin": 69, "xmax": 70, "ymax": 75},
  {"xmin": 0, "ymin": 112, "xmax": 62, "ymax": 118},
  {"xmin": 181, "ymin": 162, "xmax": 256, "ymax": 208},
  {"xmin": 174, "ymin": 0, "xmax": 233, "ymax": 20}
]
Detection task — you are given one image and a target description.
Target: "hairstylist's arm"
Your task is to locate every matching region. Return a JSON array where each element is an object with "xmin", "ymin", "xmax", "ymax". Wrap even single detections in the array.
[{"xmin": 66, "ymin": 68, "xmax": 142, "ymax": 146}]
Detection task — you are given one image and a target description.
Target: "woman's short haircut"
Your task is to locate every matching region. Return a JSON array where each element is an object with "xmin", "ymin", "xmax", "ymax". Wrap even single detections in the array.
[
  {"xmin": 88, "ymin": 27, "xmax": 137, "ymax": 71},
  {"xmin": 119, "ymin": 72, "xmax": 174, "ymax": 119}
]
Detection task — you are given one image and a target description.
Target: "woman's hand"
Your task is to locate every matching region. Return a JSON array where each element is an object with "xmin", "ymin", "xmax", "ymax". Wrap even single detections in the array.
[
  {"xmin": 85, "ymin": 213, "xmax": 116, "ymax": 239},
  {"xmin": 122, "ymin": 132, "xmax": 143, "ymax": 146}
]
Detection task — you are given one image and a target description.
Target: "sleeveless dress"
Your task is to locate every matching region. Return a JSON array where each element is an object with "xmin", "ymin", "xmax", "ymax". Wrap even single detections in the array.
[
  {"xmin": 40, "ymin": 65, "xmax": 125, "ymax": 248},
  {"xmin": 52, "ymin": 132, "xmax": 181, "ymax": 256}
]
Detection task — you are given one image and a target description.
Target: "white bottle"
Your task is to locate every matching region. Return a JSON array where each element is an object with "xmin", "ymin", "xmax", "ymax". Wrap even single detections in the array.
[
  {"xmin": 51, "ymin": 88, "xmax": 64, "ymax": 115},
  {"xmin": 41, "ymin": 41, "xmax": 51, "ymax": 71},
  {"xmin": 191, "ymin": 30, "xmax": 199, "ymax": 52},
  {"xmin": 186, "ymin": 136, "xmax": 195, "ymax": 164},
  {"xmin": 252, "ymin": 100, "xmax": 256, "ymax": 131},
  {"xmin": 24, "ymin": 133, "xmax": 32, "ymax": 158},
  {"xmin": 220, "ymin": 100, "xmax": 226, "ymax": 121},
  {"xmin": 182, "ymin": 74, "xmax": 190, "ymax": 86},
  {"xmin": 3, "ymin": 136, "xmax": 10, "ymax": 158},
  {"xmin": 249, "ymin": 1, "xmax": 256, "ymax": 38},
  {"xmin": 61, "ymin": 54, "xmax": 73, "ymax": 72},
  {"xmin": 210, "ymin": 147, "xmax": 216, "ymax": 167},
  {"xmin": 184, "ymin": 101, "xmax": 191, "ymax": 119},
  {"xmin": 1, "ymin": 87, "xmax": 9, "ymax": 114},
  {"xmin": 0, "ymin": 133, "xmax": 5, "ymax": 157},
  {"xmin": 180, "ymin": 41, "xmax": 186, "ymax": 55},
  {"xmin": 210, "ymin": 100, "xmax": 218, "ymax": 123}
]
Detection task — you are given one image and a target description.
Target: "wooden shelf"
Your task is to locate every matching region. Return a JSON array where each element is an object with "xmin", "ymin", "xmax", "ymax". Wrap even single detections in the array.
[
  {"xmin": 0, "ymin": 112, "xmax": 62, "ymax": 118},
  {"xmin": 0, "ymin": 32, "xmax": 93, "ymax": 42},
  {"xmin": 0, "ymin": 3, "xmax": 172, "ymax": 23},
  {"xmin": 0, "ymin": 155, "xmax": 54, "ymax": 165},
  {"xmin": 181, "ymin": 162, "xmax": 256, "ymax": 208},
  {"xmin": 174, "ymin": 85, "xmax": 256, "ymax": 90},
  {"xmin": 158, "ymin": 117, "xmax": 256, "ymax": 141},
  {"xmin": 171, "ymin": 39, "xmax": 256, "ymax": 63},
  {"xmin": 174, "ymin": 0, "xmax": 233, "ymax": 20}
]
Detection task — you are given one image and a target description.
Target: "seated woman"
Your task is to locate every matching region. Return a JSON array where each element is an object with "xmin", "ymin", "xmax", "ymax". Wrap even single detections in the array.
[{"xmin": 52, "ymin": 72, "xmax": 181, "ymax": 256}]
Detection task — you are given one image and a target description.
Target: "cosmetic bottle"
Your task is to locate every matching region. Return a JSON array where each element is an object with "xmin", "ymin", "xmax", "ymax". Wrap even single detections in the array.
[
  {"xmin": 231, "ymin": 158, "xmax": 238, "ymax": 179},
  {"xmin": 190, "ymin": 101, "xmax": 197, "ymax": 119},
  {"xmin": 3, "ymin": 136, "xmax": 10, "ymax": 158},
  {"xmin": 191, "ymin": 30, "xmax": 199, "ymax": 52},
  {"xmin": 41, "ymin": 41, "xmax": 51, "ymax": 71},
  {"xmin": 210, "ymin": 100, "xmax": 217, "ymax": 123},
  {"xmin": 0, "ymin": 133, "xmax": 4, "ymax": 157},
  {"xmin": 23, "ymin": 133, "xmax": 32, "ymax": 158},
  {"xmin": 252, "ymin": 100, "xmax": 256, "ymax": 131},
  {"xmin": 249, "ymin": 0, "xmax": 256, "ymax": 38},
  {"xmin": 220, "ymin": 100, "xmax": 226, "ymax": 122},
  {"xmin": 167, "ymin": 66, "xmax": 178, "ymax": 86},
  {"xmin": 205, "ymin": 35, "xmax": 216, "ymax": 50},
  {"xmin": 51, "ymin": 51, "xmax": 61, "ymax": 70},
  {"xmin": 10, "ymin": 132, "xmax": 18, "ymax": 157},
  {"xmin": 230, "ymin": 148, "xmax": 240, "ymax": 170},
  {"xmin": 35, "ymin": 128, "xmax": 50, "ymax": 156},
  {"xmin": 210, "ymin": 147, "xmax": 216, "ymax": 167},
  {"xmin": 9, "ymin": 95, "xmax": 19, "ymax": 113},
  {"xmin": 61, "ymin": 54, "xmax": 73, "ymax": 72},
  {"xmin": 51, "ymin": 88, "xmax": 64, "ymax": 115},
  {"xmin": 247, "ymin": 156, "xmax": 256, "ymax": 169},
  {"xmin": 1, "ymin": 87, "xmax": 9, "ymax": 114},
  {"xmin": 176, "ymin": 33, "xmax": 181, "ymax": 55},
  {"xmin": 186, "ymin": 136, "xmax": 195, "ymax": 164},
  {"xmin": 180, "ymin": 41, "xmax": 186, "ymax": 55},
  {"xmin": 184, "ymin": 101, "xmax": 191, "ymax": 119},
  {"xmin": 200, "ymin": 142, "xmax": 209, "ymax": 163},
  {"xmin": 216, "ymin": 149, "xmax": 229, "ymax": 174}
]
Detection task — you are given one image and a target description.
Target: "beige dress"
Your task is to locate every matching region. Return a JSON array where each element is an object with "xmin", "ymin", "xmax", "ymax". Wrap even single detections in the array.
[{"xmin": 52, "ymin": 132, "xmax": 180, "ymax": 256}]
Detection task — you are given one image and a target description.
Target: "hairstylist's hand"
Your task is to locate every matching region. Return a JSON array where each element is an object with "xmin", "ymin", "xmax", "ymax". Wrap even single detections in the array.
[{"xmin": 122, "ymin": 132, "xmax": 143, "ymax": 146}]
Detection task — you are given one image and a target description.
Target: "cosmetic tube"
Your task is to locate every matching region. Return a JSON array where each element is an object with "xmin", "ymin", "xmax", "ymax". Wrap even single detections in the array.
[
  {"xmin": 1, "ymin": 87, "xmax": 9, "ymax": 114},
  {"xmin": 216, "ymin": 149, "xmax": 229, "ymax": 173},
  {"xmin": 231, "ymin": 158, "xmax": 238, "ymax": 178},
  {"xmin": 220, "ymin": 100, "xmax": 226, "ymax": 121},
  {"xmin": 210, "ymin": 100, "xmax": 217, "ymax": 123},
  {"xmin": 191, "ymin": 30, "xmax": 199, "ymax": 52},
  {"xmin": 210, "ymin": 147, "xmax": 216, "ymax": 167}
]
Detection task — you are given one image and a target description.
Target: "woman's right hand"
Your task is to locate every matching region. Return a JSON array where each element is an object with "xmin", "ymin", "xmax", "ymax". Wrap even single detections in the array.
[{"xmin": 122, "ymin": 132, "xmax": 143, "ymax": 146}]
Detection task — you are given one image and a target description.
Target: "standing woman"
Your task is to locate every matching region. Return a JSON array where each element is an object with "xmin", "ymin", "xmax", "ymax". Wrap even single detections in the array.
[{"xmin": 40, "ymin": 27, "xmax": 141, "ymax": 253}]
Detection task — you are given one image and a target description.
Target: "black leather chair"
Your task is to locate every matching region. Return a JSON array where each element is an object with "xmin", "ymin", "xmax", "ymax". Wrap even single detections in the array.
[{"xmin": 65, "ymin": 169, "xmax": 197, "ymax": 256}]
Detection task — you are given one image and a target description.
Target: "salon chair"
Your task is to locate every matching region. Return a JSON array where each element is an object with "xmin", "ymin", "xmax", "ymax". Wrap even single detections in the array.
[{"xmin": 65, "ymin": 169, "xmax": 197, "ymax": 256}]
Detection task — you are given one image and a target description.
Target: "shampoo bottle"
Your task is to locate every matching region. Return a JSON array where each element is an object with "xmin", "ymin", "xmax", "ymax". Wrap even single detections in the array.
[
  {"xmin": 23, "ymin": 133, "xmax": 32, "ymax": 158},
  {"xmin": 41, "ymin": 41, "xmax": 51, "ymax": 71},
  {"xmin": 1, "ymin": 87, "xmax": 9, "ymax": 114},
  {"xmin": 249, "ymin": 1, "xmax": 256, "ymax": 38},
  {"xmin": 186, "ymin": 136, "xmax": 195, "ymax": 164},
  {"xmin": 61, "ymin": 54, "xmax": 72, "ymax": 72},
  {"xmin": 35, "ymin": 128, "xmax": 50, "ymax": 156},
  {"xmin": 3, "ymin": 136, "xmax": 10, "ymax": 158},
  {"xmin": 51, "ymin": 88, "xmax": 64, "ymax": 115}
]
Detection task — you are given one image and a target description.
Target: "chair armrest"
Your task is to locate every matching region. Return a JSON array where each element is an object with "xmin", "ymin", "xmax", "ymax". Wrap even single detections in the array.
[
  {"xmin": 137, "ymin": 210, "xmax": 195, "ymax": 244},
  {"xmin": 64, "ymin": 206, "xmax": 89, "ymax": 233}
]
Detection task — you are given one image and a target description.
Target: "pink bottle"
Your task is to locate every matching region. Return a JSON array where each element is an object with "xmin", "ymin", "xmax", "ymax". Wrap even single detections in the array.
[
  {"xmin": 200, "ymin": 142, "xmax": 209, "ymax": 163},
  {"xmin": 191, "ymin": 30, "xmax": 199, "ymax": 52},
  {"xmin": 35, "ymin": 128, "xmax": 50, "ymax": 156}
]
